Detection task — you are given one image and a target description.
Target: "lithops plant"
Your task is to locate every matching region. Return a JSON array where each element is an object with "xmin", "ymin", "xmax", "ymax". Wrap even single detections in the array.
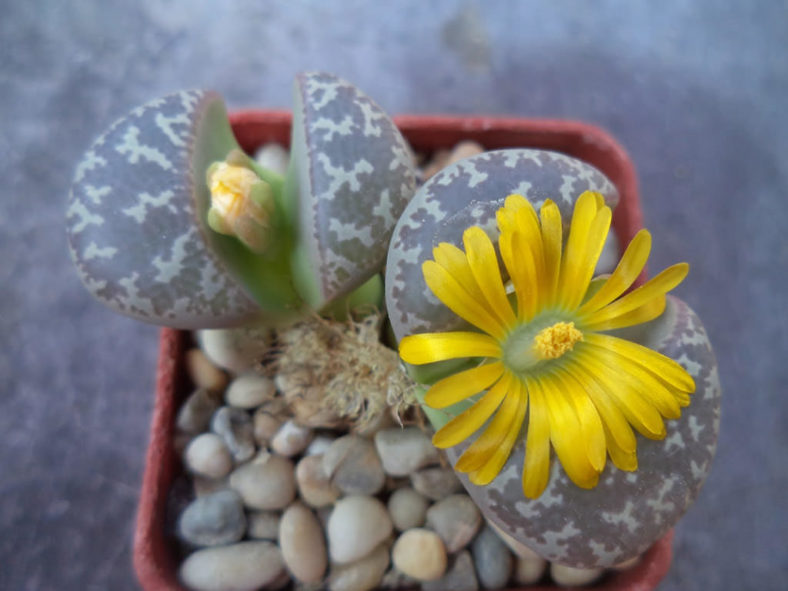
[
  {"xmin": 386, "ymin": 149, "xmax": 720, "ymax": 567},
  {"xmin": 67, "ymin": 73, "xmax": 416, "ymax": 329},
  {"xmin": 285, "ymin": 71, "xmax": 417, "ymax": 310}
]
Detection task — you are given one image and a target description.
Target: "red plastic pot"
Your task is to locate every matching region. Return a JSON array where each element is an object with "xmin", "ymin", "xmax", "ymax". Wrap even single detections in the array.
[{"xmin": 133, "ymin": 112, "xmax": 673, "ymax": 590}]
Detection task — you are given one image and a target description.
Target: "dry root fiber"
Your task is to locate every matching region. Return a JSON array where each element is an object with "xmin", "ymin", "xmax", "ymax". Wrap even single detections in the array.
[{"xmin": 274, "ymin": 312, "xmax": 417, "ymax": 431}]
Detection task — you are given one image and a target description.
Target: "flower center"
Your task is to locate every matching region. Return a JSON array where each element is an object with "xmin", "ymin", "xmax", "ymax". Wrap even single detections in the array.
[
  {"xmin": 503, "ymin": 320, "xmax": 583, "ymax": 373},
  {"xmin": 532, "ymin": 321, "xmax": 583, "ymax": 360}
]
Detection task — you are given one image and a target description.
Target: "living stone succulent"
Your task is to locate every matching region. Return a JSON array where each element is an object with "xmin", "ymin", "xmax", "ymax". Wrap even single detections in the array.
[
  {"xmin": 386, "ymin": 150, "xmax": 720, "ymax": 567},
  {"xmin": 67, "ymin": 72, "xmax": 416, "ymax": 329}
]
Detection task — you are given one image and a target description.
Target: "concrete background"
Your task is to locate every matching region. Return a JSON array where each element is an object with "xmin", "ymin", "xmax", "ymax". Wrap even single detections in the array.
[{"xmin": 2, "ymin": 1, "xmax": 786, "ymax": 589}]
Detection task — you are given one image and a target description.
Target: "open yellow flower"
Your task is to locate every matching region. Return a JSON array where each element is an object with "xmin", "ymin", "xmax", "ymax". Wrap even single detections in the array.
[{"xmin": 399, "ymin": 191, "xmax": 695, "ymax": 499}]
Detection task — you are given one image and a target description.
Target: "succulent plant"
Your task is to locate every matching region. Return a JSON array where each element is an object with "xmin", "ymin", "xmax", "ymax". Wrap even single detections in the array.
[
  {"xmin": 67, "ymin": 73, "xmax": 416, "ymax": 329},
  {"xmin": 386, "ymin": 149, "xmax": 720, "ymax": 567}
]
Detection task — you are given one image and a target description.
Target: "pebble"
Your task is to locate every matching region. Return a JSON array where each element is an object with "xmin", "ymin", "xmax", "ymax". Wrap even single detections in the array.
[
  {"xmin": 374, "ymin": 427, "xmax": 439, "ymax": 476},
  {"xmin": 176, "ymin": 388, "xmax": 222, "ymax": 434},
  {"xmin": 255, "ymin": 142, "xmax": 290, "ymax": 175},
  {"xmin": 211, "ymin": 406, "xmax": 256, "ymax": 463},
  {"xmin": 184, "ymin": 433, "xmax": 233, "ymax": 479},
  {"xmin": 425, "ymin": 494, "xmax": 481, "ymax": 553},
  {"xmin": 391, "ymin": 528, "xmax": 447, "ymax": 581},
  {"xmin": 387, "ymin": 487, "xmax": 429, "ymax": 531},
  {"xmin": 279, "ymin": 502, "xmax": 327, "ymax": 583},
  {"xmin": 421, "ymin": 149, "xmax": 450, "ymax": 180},
  {"xmin": 179, "ymin": 540, "xmax": 284, "ymax": 591},
  {"xmin": 410, "ymin": 467, "xmax": 463, "ymax": 500},
  {"xmin": 177, "ymin": 489, "xmax": 246, "ymax": 547},
  {"xmin": 252, "ymin": 409, "xmax": 284, "ymax": 447},
  {"xmin": 225, "ymin": 374, "xmax": 276, "ymax": 409},
  {"xmin": 323, "ymin": 435, "xmax": 385, "ymax": 495},
  {"xmin": 229, "ymin": 454, "xmax": 296, "ymax": 510},
  {"xmin": 550, "ymin": 564, "xmax": 604, "ymax": 587},
  {"xmin": 422, "ymin": 550, "xmax": 478, "ymax": 591},
  {"xmin": 196, "ymin": 324, "xmax": 272, "ymax": 374},
  {"xmin": 471, "ymin": 526, "xmax": 513, "ymax": 590},
  {"xmin": 514, "ymin": 555, "xmax": 547, "ymax": 585},
  {"xmin": 306, "ymin": 435, "xmax": 336, "ymax": 456},
  {"xmin": 447, "ymin": 141, "xmax": 485, "ymax": 166},
  {"xmin": 296, "ymin": 454, "xmax": 341, "ymax": 508},
  {"xmin": 247, "ymin": 511, "xmax": 280, "ymax": 540},
  {"xmin": 185, "ymin": 348, "xmax": 228, "ymax": 392},
  {"xmin": 327, "ymin": 495, "xmax": 393, "ymax": 564},
  {"xmin": 271, "ymin": 420, "xmax": 313, "ymax": 457},
  {"xmin": 379, "ymin": 568, "xmax": 419, "ymax": 589},
  {"xmin": 329, "ymin": 542, "xmax": 390, "ymax": 591}
]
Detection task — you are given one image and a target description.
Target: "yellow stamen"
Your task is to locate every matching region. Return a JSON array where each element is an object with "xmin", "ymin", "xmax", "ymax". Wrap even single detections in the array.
[{"xmin": 532, "ymin": 321, "xmax": 583, "ymax": 360}]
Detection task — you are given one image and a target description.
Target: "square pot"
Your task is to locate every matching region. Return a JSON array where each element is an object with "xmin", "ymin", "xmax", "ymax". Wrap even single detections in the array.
[{"xmin": 133, "ymin": 111, "xmax": 673, "ymax": 590}]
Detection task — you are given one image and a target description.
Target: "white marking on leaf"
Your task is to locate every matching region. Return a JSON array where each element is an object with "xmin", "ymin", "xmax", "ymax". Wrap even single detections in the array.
[
  {"xmin": 602, "ymin": 501, "xmax": 640, "ymax": 534},
  {"xmin": 312, "ymin": 115, "xmax": 355, "ymax": 142},
  {"xmin": 688, "ymin": 415, "xmax": 705, "ymax": 442},
  {"xmin": 67, "ymin": 199, "xmax": 105, "ymax": 233},
  {"xmin": 356, "ymin": 98, "xmax": 385, "ymax": 137},
  {"xmin": 122, "ymin": 189, "xmax": 177, "ymax": 223},
  {"xmin": 74, "ymin": 150, "xmax": 108, "ymax": 182},
  {"xmin": 305, "ymin": 77, "xmax": 341, "ymax": 110},
  {"xmin": 84, "ymin": 185, "xmax": 112, "ymax": 205},
  {"xmin": 315, "ymin": 154, "xmax": 373, "ymax": 200},
  {"xmin": 328, "ymin": 218, "xmax": 375, "ymax": 248},
  {"xmin": 152, "ymin": 230, "xmax": 191, "ymax": 283},
  {"xmin": 116, "ymin": 126, "xmax": 173, "ymax": 170},
  {"xmin": 155, "ymin": 111, "xmax": 190, "ymax": 148},
  {"xmin": 83, "ymin": 242, "xmax": 118, "ymax": 261}
]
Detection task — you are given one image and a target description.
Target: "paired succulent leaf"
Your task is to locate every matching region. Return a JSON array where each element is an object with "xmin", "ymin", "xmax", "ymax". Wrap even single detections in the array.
[{"xmin": 67, "ymin": 73, "xmax": 416, "ymax": 328}]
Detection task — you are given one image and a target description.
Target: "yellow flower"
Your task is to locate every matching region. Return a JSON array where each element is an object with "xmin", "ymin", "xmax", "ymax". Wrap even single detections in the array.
[{"xmin": 399, "ymin": 191, "xmax": 695, "ymax": 499}]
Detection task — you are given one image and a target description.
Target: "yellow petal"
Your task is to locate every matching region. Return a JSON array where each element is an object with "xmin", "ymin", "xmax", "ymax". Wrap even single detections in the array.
[
  {"xmin": 577, "ymin": 230, "xmax": 651, "ymax": 315},
  {"xmin": 583, "ymin": 333, "xmax": 695, "ymax": 392},
  {"xmin": 540, "ymin": 372, "xmax": 600, "ymax": 489},
  {"xmin": 469, "ymin": 379, "xmax": 528, "ymax": 485},
  {"xmin": 539, "ymin": 199, "xmax": 563, "ymax": 307},
  {"xmin": 581, "ymin": 263, "xmax": 689, "ymax": 327},
  {"xmin": 557, "ymin": 191, "xmax": 600, "ymax": 309},
  {"xmin": 400, "ymin": 332, "xmax": 501, "ymax": 365},
  {"xmin": 586, "ymin": 345, "xmax": 682, "ymax": 420},
  {"xmin": 509, "ymin": 230, "xmax": 540, "ymax": 320},
  {"xmin": 522, "ymin": 378, "xmax": 551, "ymax": 499},
  {"xmin": 583, "ymin": 294, "xmax": 667, "ymax": 331},
  {"xmin": 560, "ymin": 361, "xmax": 636, "ymax": 453},
  {"xmin": 573, "ymin": 349, "xmax": 666, "ymax": 439},
  {"xmin": 564, "ymin": 206, "xmax": 612, "ymax": 311},
  {"xmin": 432, "ymin": 242, "xmax": 485, "ymax": 302},
  {"xmin": 424, "ymin": 361, "xmax": 505, "ymax": 409},
  {"xmin": 432, "ymin": 375, "xmax": 509, "ymax": 448},
  {"xmin": 601, "ymin": 420, "xmax": 638, "ymax": 471},
  {"xmin": 423, "ymin": 260, "xmax": 507, "ymax": 339},
  {"xmin": 463, "ymin": 226, "xmax": 517, "ymax": 328},
  {"xmin": 551, "ymin": 369, "xmax": 606, "ymax": 472},
  {"xmin": 458, "ymin": 375, "xmax": 523, "ymax": 474}
]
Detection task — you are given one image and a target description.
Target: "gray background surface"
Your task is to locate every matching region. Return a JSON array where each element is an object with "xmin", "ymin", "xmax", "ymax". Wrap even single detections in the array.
[{"xmin": 2, "ymin": 1, "xmax": 786, "ymax": 589}]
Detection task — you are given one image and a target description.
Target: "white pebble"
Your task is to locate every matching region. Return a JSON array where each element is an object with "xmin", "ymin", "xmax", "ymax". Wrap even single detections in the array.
[
  {"xmin": 387, "ymin": 487, "xmax": 428, "ymax": 531},
  {"xmin": 254, "ymin": 142, "xmax": 290, "ymax": 175},
  {"xmin": 271, "ymin": 420, "xmax": 313, "ymax": 457},
  {"xmin": 196, "ymin": 325, "xmax": 271, "ymax": 374},
  {"xmin": 327, "ymin": 496, "xmax": 393, "ymax": 564},
  {"xmin": 550, "ymin": 563, "xmax": 604, "ymax": 587},
  {"xmin": 391, "ymin": 528, "xmax": 447, "ymax": 581},
  {"xmin": 329, "ymin": 542, "xmax": 390, "ymax": 591},
  {"xmin": 514, "ymin": 555, "xmax": 547, "ymax": 585},
  {"xmin": 229, "ymin": 454, "xmax": 295, "ymax": 510},
  {"xmin": 252, "ymin": 410, "xmax": 283, "ymax": 446},
  {"xmin": 225, "ymin": 374, "xmax": 276, "ymax": 409},
  {"xmin": 179, "ymin": 541, "xmax": 284, "ymax": 591},
  {"xmin": 296, "ymin": 454, "xmax": 340, "ymax": 508},
  {"xmin": 374, "ymin": 427, "xmax": 439, "ymax": 476},
  {"xmin": 184, "ymin": 433, "xmax": 233, "ymax": 480},
  {"xmin": 185, "ymin": 348, "xmax": 228, "ymax": 392},
  {"xmin": 279, "ymin": 502, "xmax": 327, "ymax": 583},
  {"xmin": 306, "ymin": 435, "xmax": 336, "ymax": 456}
]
